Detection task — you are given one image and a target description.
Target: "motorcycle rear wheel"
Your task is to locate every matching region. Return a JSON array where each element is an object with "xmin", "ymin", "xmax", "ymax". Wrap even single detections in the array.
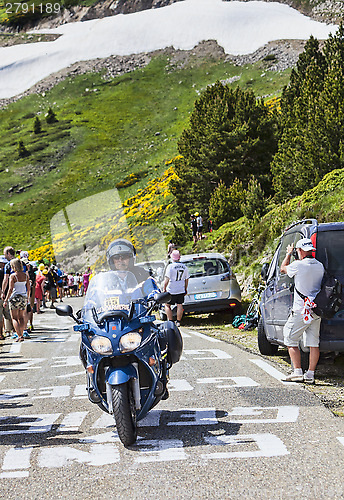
[{"xmin": 111, "ymin": 382, "xmax": 137, "ymax": 446}]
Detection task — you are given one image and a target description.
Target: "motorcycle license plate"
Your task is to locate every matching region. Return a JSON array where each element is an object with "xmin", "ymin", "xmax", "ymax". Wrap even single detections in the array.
[
  {"xmin": 194, "ymin": 292, "xmax": 217, "ymax": 300},
  {"xmin": 104, "ymin": 296, "xmax": 120, "ymax": 310}
]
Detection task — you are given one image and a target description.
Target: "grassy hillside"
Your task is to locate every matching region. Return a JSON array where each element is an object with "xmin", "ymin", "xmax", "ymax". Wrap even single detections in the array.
[{"xmin": 0, "ymin": 51, "xmax": 291, "ymax": 251}]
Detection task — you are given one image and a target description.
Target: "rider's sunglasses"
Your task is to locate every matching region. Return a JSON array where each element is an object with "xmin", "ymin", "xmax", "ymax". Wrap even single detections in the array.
[{"xmin": 113, "ymin": 254, "xmax": 131, "ymax": 261}]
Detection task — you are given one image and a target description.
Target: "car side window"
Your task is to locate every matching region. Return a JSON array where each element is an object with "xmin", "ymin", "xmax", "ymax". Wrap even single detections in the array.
[
  {"xmin": 277, "ymin": 232, "xmax": 299, "ymax": 285},
  {"xmin": 277, "ymin": 233, "xmax": 296, "ymax": 269}
]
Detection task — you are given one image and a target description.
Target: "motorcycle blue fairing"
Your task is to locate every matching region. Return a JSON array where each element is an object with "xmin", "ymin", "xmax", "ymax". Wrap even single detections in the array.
[{"xmin": 106, "ymin": 364, "xmax": 137, "ymax": 385}]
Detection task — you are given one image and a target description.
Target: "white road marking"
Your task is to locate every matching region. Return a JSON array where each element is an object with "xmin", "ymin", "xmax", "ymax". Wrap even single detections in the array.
[
  {"xmin": 203, "ymin": 433, "xmax": 290, "ymax": 459},
  {"xmin": 39, "ymin": 444, "xmax": 120, "ymax": 467},
  {"xmin": 138, "ymin": 410, "xmax": 162, "ymax": 427},
  {"xmin": 80, "ymin": 431, "xmax": 119, "ymax": 443},
  {"xmin": 73, "ymin": 384, "xmax": 87, "ymax": 397},
  {"xmin": 337, "ymin": 437, "xmax": 344, "ymax": 447},
  {"xmin": 9, "ymin": 342, "xmax": 21, "ymax": 354},
  {"xmin": 58, "ymin": 412, "xmax": 88, "ymax": 432},
  {"xmin": 188, "ymin": 330, "xmax": 221, "ymax": 343},
  {"xmin": 92, "ymin": 413, "xmax": 115, "ymax": 429},
  {"xmin": 33, "ymin": 386, "xmax": 70, "ymax": 399},
  {"xmin": 0, "ymin": 376, "xmax": 5, "ymax": 384},
  {"xmin": 180, "ymin": 330, "xmax": 191, "ymax": 338},
  {"xmin": 249, "ymin": 359, "xmax": 298, "ymax": 385},
  {"xmin": 51, "ymin": 356, "xmax": 80, "ymax": 368},
  {"xmin": 66, "ymin": 334, "xmax": 80, "ymax": 342},
  {"xmin": 2, "ymin": 447, "xmax": 33, "ymax": 471},
  {"xmin": 169, "ymin": 379, "xmax": 194, "ymax": 391},
  {"xmin": 57, "ymin": 371, "xmax": 85, "ymax": 379},
  {"xmin": 135, "ymin": 439, "xmax": 187, "ymax": 463},
  {"xmin": 0, "ymin": 413, "xmax": 61, "ymax": 435},
  {"xmin": 0, "ymin": 388, "xmax": 34, "ymax": 401},
  {"xmin": 0, "ymin": 471, "xmax": 29, "ymax": 478},
  {"xmin": 30, "ymin": 336, "xmax": 68, "ymax": 342},
  {"xmin": 226, "ymin": 406, "xmax": 299, "ymax": 423},
  {"xmin": 197, "ymin": 376, "xmax": 259, "ymax": 388},
  {"xmin": 5, "ymin": 358, "xmax": 46, "ymax": 370},
  {"xmin": 182, "ymin": 349, "xmax": 232, "ymax": 360},
  {"xmin": 167, "ymin": 408, "xmax": 217, "ymax": 426}
]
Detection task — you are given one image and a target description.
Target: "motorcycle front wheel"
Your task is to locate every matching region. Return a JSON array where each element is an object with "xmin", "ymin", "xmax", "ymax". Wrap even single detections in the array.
[{"xmin": 111, "ymin": 382, "xmax": 137, "ymax": 446}]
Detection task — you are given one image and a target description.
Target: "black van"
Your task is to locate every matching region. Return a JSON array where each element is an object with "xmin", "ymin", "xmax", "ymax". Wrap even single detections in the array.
[{"xmin": 258, "ymin": 219, "xmax": 344, "ymax": 356}]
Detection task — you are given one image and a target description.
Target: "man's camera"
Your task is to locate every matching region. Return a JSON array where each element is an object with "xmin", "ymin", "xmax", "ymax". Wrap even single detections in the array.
[{"xmin": 291, "ymin": 248, "xmax": 299, "ymax": 260}]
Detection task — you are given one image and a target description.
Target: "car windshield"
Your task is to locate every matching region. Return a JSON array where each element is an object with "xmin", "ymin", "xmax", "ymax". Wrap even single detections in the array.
[
  {"xmin": 316, "ymin": 231, "xmax": 344, "ymax": 276},
  {"xmin": 82, "ymin": 271, "xmax": 158, "ymax": 323},
  {"xmin": 182, "ymin": 258, "xmax": 228, "ymax": 278}
]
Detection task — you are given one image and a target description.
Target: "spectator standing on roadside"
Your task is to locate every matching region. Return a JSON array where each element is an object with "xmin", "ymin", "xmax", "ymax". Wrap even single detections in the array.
[
  {"xmin": 73, "ymin": 273, "xmax": 79, "ymax": 297},
  {"xmin": 190, "ymin": 215, "xmax": 198, "ymax": 244},
  {"xmin": 55, "ymin": 264, "xmax": 64, "ymax": 302},
  {"xmin": 83, "ymin": 267, "xmax": 91, "ymax": 295},
  {"xmin": 67, "ymin": 273, "xmax": 74, "ymax": 297},
  {"xmin": 195, "ymin": 212, "xmax": 203, "ymax": 241},
  {"xmin": 1, "ymin": 246, "xmax": 16, "ymax": 336},
  {"xmin": 3, "ymin": 258, "xmax": 30, "ymax": 342},
  {"xmin": 47, "ymin": 266, "xmax": 58, "ymax": 308},
  {"xmin": 163, "ymin": 249, "xmax": 189, "ymax": 327},
  {"xmin": 35, "ymin": 266, "xmax": 45, "ymax": 314},
  {"xmin": 167, "ymin": 240, "xmax": 176, "ymax": 259},
  {"xmin": 0, "ymin": 256, "xmax": 7, "ymax": 339},
  {"xmin": 21, "ymin": 253, "xmax": 36, "ymax": 334},
  {"xmin": 280, "ymin": 238, "xmax": 324, "ymax": 384}
]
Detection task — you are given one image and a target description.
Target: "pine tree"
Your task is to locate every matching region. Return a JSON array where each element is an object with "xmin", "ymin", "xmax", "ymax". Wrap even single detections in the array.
[
  {"xmin": 271, "ymin": 26, "xmax": 344, "ymax": 201},
  {"xmin": 18, "ymin": 140, "xmax": 29, "ymax": 158},
  {"xmin": 171, "ymin": 82, "xmax": 278, "ymax": 219},
  {"xmin": 209, "ymin": 178, "xmax": 246, "ymax": 227},
  {"xmin": 33, "ymin": 116, "xmax": 42, "ymax": 134},
  {"xmin": 46, "ymin": 107, "xmax": 58, "ymax": 124},
  {"xmin": 241, "ymin": 176, "xmax": 265, "ymax": 220}
]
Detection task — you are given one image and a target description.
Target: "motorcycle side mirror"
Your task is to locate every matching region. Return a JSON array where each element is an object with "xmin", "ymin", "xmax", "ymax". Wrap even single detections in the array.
[
  {"xmin": 154, "ymin": 292, "xmax": 171, "ymax": 304},
  {"xmin": 261, "ymin": 263, "xmax": 270, "ymax": 282},
  {"xmin": 55, "ymin": 304, "xmax": 80, "ymax": 323}
]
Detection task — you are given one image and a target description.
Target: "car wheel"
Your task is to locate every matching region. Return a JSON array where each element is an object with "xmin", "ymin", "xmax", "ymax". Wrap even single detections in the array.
[{"xmin": 257, "ymin": 318, "xmax": 278, "ymax": 355}]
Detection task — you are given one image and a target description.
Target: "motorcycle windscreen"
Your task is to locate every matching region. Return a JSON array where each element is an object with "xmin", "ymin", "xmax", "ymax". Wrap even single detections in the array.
[{"xmin": 82, "ymin": 271, "xmax": 158, "ymax": 324}]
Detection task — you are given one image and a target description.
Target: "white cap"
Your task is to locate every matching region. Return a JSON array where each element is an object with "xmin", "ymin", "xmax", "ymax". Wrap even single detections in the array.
[{"xmin": 296, "ymin": 238, "xmax": 316, "ymax": 252}]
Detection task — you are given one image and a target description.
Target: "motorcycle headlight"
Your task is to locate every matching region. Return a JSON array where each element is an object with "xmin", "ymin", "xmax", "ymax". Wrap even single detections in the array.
[
  {"xmin": 119, "ymin": 332, "xmax": 142, "ymax": 353},
  {"xmin": 91, "ymin": 336, "xmax": 113, "ymax": 355}
]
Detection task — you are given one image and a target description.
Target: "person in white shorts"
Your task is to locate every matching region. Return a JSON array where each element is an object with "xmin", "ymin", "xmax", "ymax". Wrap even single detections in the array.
[
  {"xmin": 280, "ymin": 238, "xmax": 324, "ymax": 384},
  {"xmin": 163, "ymin": 250, "xmax": 189, "ymax": 327}
]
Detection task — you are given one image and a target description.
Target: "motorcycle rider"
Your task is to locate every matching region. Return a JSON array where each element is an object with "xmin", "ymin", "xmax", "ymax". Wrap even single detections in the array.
[{"xmin": 106, "ymin": 239, "xmax": 149, "ymax": 284}]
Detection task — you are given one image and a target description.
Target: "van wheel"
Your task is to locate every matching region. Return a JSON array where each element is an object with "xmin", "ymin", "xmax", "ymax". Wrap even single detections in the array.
[{"xmin": 258, "ymin": 318, "xmax": 278, "ymax": 355}]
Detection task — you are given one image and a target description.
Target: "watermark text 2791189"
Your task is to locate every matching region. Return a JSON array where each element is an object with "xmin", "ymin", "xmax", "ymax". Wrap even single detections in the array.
[{"xmin": 5, "ymin": 2, "xmax": 61, "ymax": 14}]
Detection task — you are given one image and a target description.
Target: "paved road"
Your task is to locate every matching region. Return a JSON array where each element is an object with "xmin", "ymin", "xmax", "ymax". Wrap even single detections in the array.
[{"xmin": 1, "ymin": 298, "xmax": 344, "ymax": 499}]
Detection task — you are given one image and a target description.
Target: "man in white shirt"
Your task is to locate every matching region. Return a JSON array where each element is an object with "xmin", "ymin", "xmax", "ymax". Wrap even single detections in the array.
[
  {"xmin": 163, "ymin": 250, "xmax": 189, "ymax": 327},
  {"xmin": 280, "ymin": 238, "xmax": 324, "ymax": 384}
]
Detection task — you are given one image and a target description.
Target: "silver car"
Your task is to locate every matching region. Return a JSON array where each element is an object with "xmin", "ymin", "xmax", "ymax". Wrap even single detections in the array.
[{"xmin": 160, "ymin": 252, "xmax": 241, "ymax": 319}]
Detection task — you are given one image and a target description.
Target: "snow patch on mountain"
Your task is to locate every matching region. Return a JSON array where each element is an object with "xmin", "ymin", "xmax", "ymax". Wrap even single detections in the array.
[{"xmin": 0, "ymin": 0, "xmax": 337, "ymax": 99}]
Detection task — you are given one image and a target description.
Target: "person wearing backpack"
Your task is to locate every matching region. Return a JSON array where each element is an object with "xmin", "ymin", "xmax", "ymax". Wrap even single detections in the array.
[{"xmin": 280, "ymin": 238, "xmax": 324, "ymax": 384}]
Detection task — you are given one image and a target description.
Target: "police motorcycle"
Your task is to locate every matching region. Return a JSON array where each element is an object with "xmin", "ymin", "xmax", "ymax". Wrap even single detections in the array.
[{"xmin": 56, "ymin": 270, "xmax": 183, "ymax": 446}]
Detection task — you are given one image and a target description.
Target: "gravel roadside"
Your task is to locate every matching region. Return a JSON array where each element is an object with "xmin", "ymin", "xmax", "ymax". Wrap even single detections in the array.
[{"xmin": 183, "ymin": 313, "xmax": 344, "ymax": 417}]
